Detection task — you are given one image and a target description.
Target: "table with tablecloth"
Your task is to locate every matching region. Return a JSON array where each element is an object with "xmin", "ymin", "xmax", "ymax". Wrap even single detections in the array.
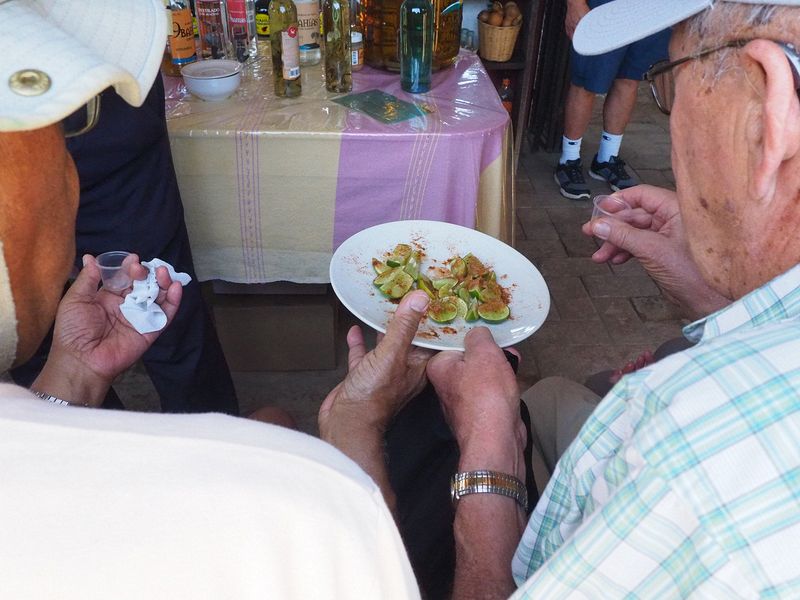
[{"xmin": 165, "ymin": 48, "xmax": 514, "ymax": 284}]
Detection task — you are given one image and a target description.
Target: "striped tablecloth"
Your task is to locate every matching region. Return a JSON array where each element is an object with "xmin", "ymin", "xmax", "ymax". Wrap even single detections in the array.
[{"xmin": 165, "ymin": 47, "xmax": 513, "ymax": 284}]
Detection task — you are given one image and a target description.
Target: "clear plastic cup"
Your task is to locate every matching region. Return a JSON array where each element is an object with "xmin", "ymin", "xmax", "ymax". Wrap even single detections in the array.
[
  {"xmin": 591, "ymin": 194, "xmax": 632, "ymax": 224},
  {"xmin": 96, "ymin": 251, "xmax": 134, "ymax": 292}
]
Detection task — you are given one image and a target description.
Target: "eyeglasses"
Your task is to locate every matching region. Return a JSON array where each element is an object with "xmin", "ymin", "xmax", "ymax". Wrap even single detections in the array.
[
  {"xmin": 645, "ymin": 39, "xmax": 800, "ymax": 115},
  {"xmin": 62, "ymin": 95, "xmax": 101, "ymax": 138}
]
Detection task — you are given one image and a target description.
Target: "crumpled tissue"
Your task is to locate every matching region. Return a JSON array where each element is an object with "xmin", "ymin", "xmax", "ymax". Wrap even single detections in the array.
[{"xmin": 119, "ymin": 259, "xmax": 191, "ymax": 334}]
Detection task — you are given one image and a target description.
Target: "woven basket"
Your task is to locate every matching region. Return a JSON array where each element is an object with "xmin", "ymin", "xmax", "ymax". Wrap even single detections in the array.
[{"xmin": 478, "ymin": 20, "xmax": 521, "ymax": 62}]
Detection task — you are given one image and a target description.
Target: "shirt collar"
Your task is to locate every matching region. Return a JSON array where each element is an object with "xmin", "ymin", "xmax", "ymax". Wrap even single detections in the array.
[{"xmin": 683, "ymin": 263, "xmax": 800, "ymax": 343}]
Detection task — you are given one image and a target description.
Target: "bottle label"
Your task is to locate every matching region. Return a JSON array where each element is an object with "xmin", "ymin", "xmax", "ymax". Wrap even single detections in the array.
[
  {"xmin": 169, "ymin": 7, "xmax": 197, "ymax": 64},
  {"xmin": 282, "ymin": 27, "xmax": 301, "ymax": 79},
  {"xmin": 255, "ymin": 13, "xmax": 270, "ymax": 36},
  {"xmin": 227, "ymin": 0, "xmax": 248, "ymax": 25},
  {"xmin": 351, "ymin": 47, "xmax": 363, "ymax": 66},
  {"xmin": 296, "ymin": 1, "xmax": 320, "ymax": 49},
  {"xmin": 197, "ymin": 1, "xmax": 228, "ymax": 59}
]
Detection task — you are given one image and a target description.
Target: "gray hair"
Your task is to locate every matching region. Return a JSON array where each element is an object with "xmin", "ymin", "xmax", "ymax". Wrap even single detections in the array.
[{"xmin": 684, "ymin": 4, "xmax": 798, "ymax": 79}]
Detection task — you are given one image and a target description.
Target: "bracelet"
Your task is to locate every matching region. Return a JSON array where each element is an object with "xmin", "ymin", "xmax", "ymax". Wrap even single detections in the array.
[
  {"xmin": 31, "ymin": 390, "xmax": 71, "ymax": 406},
  {"xmin": 450, "ymin": 470, "xmax": 528, "ymax": 511}
]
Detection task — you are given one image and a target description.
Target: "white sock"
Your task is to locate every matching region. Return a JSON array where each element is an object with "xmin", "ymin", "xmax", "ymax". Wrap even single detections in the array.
[
  {"xmin": 597, "ymin": 131, "xmax": 623, "ymax": 163},
  {"xmin": 559, "ymin": 136, "xmax": 582, "ymax": 164}
]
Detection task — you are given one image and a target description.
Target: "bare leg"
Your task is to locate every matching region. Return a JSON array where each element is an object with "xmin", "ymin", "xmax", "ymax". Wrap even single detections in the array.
[
  {"xmin": 602, "ymin": 78, "xmax": 639, "ymax": 135},
  {"xmin": 248, "ymin": 405, "xmax": 297, "ymax": 429},
  {"xmin": 563, "ymin": 83, "xmax": 596, "ymax": 140}
]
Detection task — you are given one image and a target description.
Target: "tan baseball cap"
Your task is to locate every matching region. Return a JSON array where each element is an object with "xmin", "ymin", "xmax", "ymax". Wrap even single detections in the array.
[
  {"xmin": 0, "ymin": 0, "xmax": 167, "ymax": 132},
  {"xmin": 574, "ymin": 0, "xmax": 800, "ymax": 56}
]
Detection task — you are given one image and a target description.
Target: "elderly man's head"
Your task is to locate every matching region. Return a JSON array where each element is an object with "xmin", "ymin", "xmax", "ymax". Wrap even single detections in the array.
[
  {"xmin": 0, "ymin": 0, "xmax": 166, "ymax": 370},
  {"xmin": 576, "ymin": 0, "xmax": 800, "ymax": 299}
]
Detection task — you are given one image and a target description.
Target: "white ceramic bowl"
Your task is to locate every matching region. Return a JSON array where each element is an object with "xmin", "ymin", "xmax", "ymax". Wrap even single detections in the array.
[{"xmin": 181, "ymin": 59, "xmax": 243, "ymax": 101}]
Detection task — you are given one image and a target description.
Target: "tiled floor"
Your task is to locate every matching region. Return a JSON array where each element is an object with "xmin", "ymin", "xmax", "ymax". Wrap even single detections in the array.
[{"xmin": 117, "ymin": 86, "xmax": 685, "ymax": 435}]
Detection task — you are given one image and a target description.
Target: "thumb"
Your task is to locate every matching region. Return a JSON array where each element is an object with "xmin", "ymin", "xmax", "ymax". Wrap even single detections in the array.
[
  {"xmin": 591, "ymin": 218, "xmax": 652, "ymax": 258},
  {"xmin": 379, "ymin": 290, "xmax": 430, "ymax": 355},
  {"xmin": 67, "ymin": 255, "xmax": 102, "ymax": 299}
]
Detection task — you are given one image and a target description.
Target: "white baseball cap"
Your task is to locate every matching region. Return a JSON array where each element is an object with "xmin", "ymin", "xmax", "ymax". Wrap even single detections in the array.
[
  {"xmin": 0, "ymin": 0, "xmax": 167, "ymax": 132},
  {"xmin": 574, "ymin": 0, "xmax": 800, "ymax": 56}
]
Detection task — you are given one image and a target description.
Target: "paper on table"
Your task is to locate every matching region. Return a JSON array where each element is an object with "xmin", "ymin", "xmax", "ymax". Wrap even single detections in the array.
[
  {"xmin": 332, "ymin": 90, "xmax": 425, "ymax": 124},
  {"xmin": 119, "ymin": 259, "xmax": 191, "ymax": 334}
]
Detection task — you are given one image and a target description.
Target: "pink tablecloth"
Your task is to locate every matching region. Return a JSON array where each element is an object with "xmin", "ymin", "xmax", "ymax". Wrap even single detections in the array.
[{"xmin": 165, "ymin": 47, "xmax": 514, "ymax": 283}]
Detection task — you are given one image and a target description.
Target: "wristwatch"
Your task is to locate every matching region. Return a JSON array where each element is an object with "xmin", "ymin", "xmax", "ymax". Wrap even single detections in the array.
[
  {"xmin": 450, "ymin": 470, "xmax": 528, "ymax": 511},
  {"xmin": 31, "ymin": 390, "xmax": 71, "ymax": 406}
]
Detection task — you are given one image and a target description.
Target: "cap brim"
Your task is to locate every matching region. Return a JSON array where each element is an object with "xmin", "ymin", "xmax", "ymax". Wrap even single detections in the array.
[
  {"xmin": 0, "ymin": 0, "xmax": 166, "ymax": 132},
  {"xmin": 573, "ymin": 0, "xmax": 712, "ymax": 56}
]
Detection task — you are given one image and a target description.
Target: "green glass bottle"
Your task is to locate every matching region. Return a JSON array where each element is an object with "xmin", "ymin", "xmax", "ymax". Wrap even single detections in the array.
[
  {"xmin": 322, "ymin": 0, "xmax": 352, "ymax": 93},
  {"xmin": 270, "ymin": 0, "xmax": 302, "ymax": 97},
  {"xmin": 399, "ymin": 0, "xmax": 432, "ymax": 93}
]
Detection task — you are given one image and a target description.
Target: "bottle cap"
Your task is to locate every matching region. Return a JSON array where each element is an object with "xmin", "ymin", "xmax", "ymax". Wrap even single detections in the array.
[{"xmin": 351, "ymin": 31, "xmax": 363, "ymax": 43}]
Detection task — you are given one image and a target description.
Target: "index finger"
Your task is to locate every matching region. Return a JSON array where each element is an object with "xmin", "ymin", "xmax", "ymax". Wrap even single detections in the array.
[{"xmin": 614, "ymin": 185, "xmax": 678, "ymax": 216}]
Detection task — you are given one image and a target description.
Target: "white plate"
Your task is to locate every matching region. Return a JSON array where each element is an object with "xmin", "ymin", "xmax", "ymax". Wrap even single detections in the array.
[{"xmin": 330, "ymin": 220, "xmax": 550, "ymax": 351}]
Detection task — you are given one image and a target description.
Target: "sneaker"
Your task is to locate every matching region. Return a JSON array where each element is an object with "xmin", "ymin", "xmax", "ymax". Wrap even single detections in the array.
[
  {"xmin": 554, "ymin": 159, "xmax": 591, "ymax": 200},
  {"xmin": 589, "ymin": 154, "xmax": 638, "ymax": 191}
]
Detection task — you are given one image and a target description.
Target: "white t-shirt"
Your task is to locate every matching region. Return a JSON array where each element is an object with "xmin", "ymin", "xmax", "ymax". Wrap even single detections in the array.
[{"xmin": 0, "ymin": 384, "xmax": 420, "ymax": 599}]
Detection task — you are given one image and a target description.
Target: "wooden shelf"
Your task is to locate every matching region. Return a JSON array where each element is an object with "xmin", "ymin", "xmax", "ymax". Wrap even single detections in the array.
[{"xmin": 480, "ymin": 52, "xmax": 526, "ymax": 71}]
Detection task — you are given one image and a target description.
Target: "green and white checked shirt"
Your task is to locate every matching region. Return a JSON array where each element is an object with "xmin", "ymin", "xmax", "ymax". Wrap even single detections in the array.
[{"xmin": 511, "ymin": 265, "xmax": 800, "ymax": 598}]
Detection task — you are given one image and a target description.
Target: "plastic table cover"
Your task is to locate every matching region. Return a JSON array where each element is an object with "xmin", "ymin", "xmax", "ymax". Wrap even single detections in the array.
[{"xmin": 165, "ymin": 46, "xmax": 514, "ymax": 283}]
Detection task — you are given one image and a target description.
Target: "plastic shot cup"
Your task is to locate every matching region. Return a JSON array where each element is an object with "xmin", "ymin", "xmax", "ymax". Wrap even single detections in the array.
[
  {"xmin": 96, "ymin": 251, "xmax": 134, "ymax": 292},
  {"xmin": 591, "ymin": 195, "xmax": 633, "ymax": 230}
]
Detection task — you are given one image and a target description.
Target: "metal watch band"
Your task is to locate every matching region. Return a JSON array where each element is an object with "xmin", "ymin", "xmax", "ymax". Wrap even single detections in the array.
[
  {"xmin": 31, "ymin": 390, "xmax": 71, "ymax": 406},
  {"xmin": 450, "ymin": 470, "xmax": 528, "ymax": 511}
]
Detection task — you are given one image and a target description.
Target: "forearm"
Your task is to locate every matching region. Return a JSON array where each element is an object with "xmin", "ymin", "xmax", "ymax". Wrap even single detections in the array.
[
  {"xmin": 451, "ymin": 436, "xmax": 526, "ymax": 600},
  {"xmin": 321, "ymin": 425, "xmax": 398, "ymax": 514},
  {"xmin": 31, "ymin": 352, "xmax": 111, "ymax": 408}
]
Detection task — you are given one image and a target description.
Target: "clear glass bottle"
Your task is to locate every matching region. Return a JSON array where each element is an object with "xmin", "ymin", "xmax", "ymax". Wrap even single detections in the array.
[
  {"xmin": 227, "ymin": 0, "xmax": 256, "ymax": 61},
  {"xmin": 196, "ymin": 0, "xmax": 232, "ymax": 59},
  {"xmin": 270, "ymin": 0, "xmax": 302, "ymax": 97},
  {"xmin": 322, "ymin": 0, "xmax": 351, "ymax": 92},
  {"xmin": 361, "ymin": 0, "xmax": 383, "ymax": 67},
  {"xmin": 163, "ymin": 0, "xmax": 197, "ymax": 76},
  {"xmin": 400, "ymin": 0, "xmax": 433, "ymax": 93},
  {"xmin": 246, "ymin": 0, "xmax": 259, "ymax": 55},
  {"xmin": 255, "ymin": 0, "xmax": 270, "ymax": 36},
  {"xmin": 295, "ymin": 0, "xmax": 321, "ymax": 65}
]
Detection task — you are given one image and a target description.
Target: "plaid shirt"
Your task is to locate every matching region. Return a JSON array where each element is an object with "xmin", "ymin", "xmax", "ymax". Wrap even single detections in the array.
[{"xmin": 511, "ymin": 265, "xmax": 800, "ymax": 598}]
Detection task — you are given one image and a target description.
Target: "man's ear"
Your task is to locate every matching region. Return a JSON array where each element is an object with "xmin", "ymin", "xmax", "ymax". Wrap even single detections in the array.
[{"xmin": 745, "ymin": 40, "xmax": 800, "ymax": 202}]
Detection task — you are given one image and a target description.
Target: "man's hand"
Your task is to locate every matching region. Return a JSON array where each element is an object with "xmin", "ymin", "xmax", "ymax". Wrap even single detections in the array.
[
  {"xmin": 565, "ymin": 0, "xmax": 590, "ymax": 39},
  {"xmin": 32, "ymin": 254, "xmax": 182, "ymax": 407},
  {"xmin": 427, "ymin": 328, "xmax": 524, "ymax": 476},
  {"xmin": 319, "ymin": 290, "xmax": 433, "ymax": 511},
  {"xmin": 582, "ymin": 185, "xmax": 730, "ymax": 320},
  {"xmin": 427, "ymin": 328, "xmax": 525, "ymax": 600}
]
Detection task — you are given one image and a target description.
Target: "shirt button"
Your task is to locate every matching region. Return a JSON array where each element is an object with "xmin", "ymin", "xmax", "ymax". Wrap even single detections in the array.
[{"xmin": 8, "ymin": 69, "xmax": 51, "ymax": 96}]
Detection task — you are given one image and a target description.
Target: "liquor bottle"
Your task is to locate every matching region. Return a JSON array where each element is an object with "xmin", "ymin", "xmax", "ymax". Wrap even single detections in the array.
[
  {"xmin": 432, "ymin": 0, "xmax": 461, "ymax": 70},
  {"xmin": 227, "ymin": 0, "xmax": 256, "ymax": 61},
  {"xmin": 498, "ymin": 78, "xmax": 513, "ymax": 114},
  {"xmin": 295, "ymin": 0, "xmax": 321, "ymax": 65},
  {"xmin": 270, "ymin": 0, "xmax": 302, "ymax": 97},
  {"xmin": 246, "ymin": 0, "xmax": 258, "ymax": 53},
  {"xmin": 400, "ymin": 0, "xmax": 433, "ymax": 93},
  {"xmin": 190, "ymin": 0, "xmax": 200, "ymax": 36},
  {"xmin": 196, "ymin": 0, "xmax": 232, "ymax": 59},
  {"xmin": 255, "ymin": 0, "xmax": 270, "ymax": 36},
  {"xmin": 163, "ymin": 0, "xmax": 198, "ymax": 76},
  {"xmin": 322, "ymin": 0, "xmax": 351, "ymax": 92}
]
